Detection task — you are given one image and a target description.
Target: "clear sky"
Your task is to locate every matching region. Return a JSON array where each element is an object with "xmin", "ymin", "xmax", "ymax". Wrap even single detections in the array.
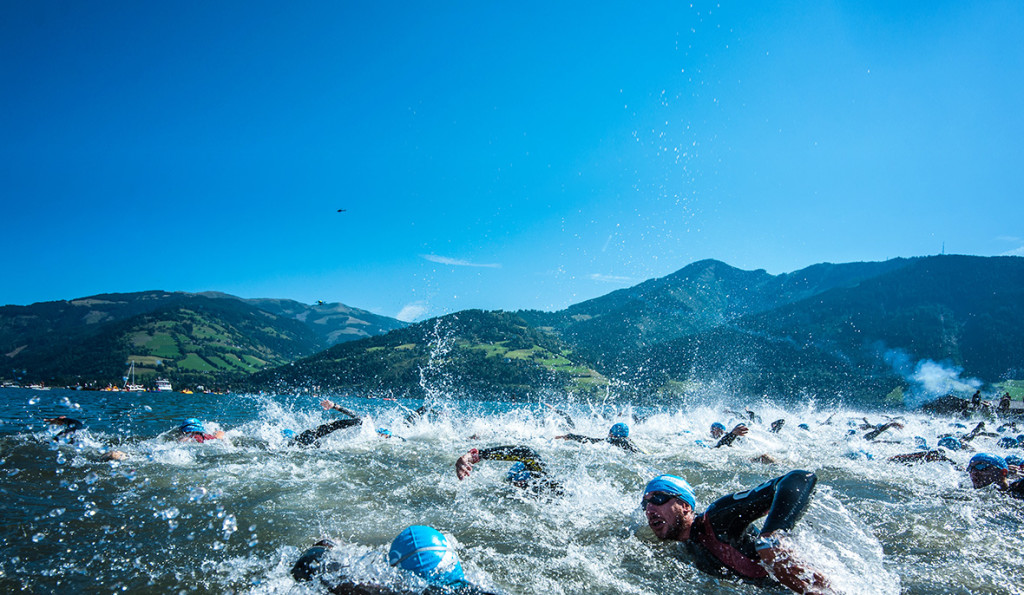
[{"xmin": 3, "ymin": 1, "xmax": 1023, "ymax": 321}]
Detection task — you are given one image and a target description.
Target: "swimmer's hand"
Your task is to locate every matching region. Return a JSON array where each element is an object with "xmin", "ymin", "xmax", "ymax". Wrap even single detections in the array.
[
  {"xmin": 320, "ymin": 399, "xmax": 335, "ymax": 410},
  {"xmin": 756, "ymin": 532, "xmax": 833, "ymax": 594},
  {"xmin": 456, "ymin": 449, "xmax": 481, "ymax": 480},
  {"xmin": 731, "ymin": 424, "xmax": 749, "ymax": 437},
  {"xmin": 214, "ymin": 430, "xmax": 226, "ymax": 440}
]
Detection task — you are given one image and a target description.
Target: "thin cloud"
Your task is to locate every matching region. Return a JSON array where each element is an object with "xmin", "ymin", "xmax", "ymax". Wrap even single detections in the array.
[
  {"xmin": 1000, "ymin": 246, "xmax": 1024, "ymax": 257},
  {"xmin": 396, "ymin": 302, "xmax": 428, "ymax": 322},
  {"xmin": 589, "ymin": 273, "xmax": 633, "ymax": 283},
  {"xmin": 422, "ymin": 254, "xmax": 501, "ymax": 268}
]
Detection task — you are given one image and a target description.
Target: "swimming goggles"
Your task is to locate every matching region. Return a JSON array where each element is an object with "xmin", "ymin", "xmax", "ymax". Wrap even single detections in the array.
[
  {"xmin": 642, "ymin": 492, "xmax": 676, "ymax": 509},
  {"xmin": 967, "ymin": 461, "xmax": 995, "ymax": 472}
]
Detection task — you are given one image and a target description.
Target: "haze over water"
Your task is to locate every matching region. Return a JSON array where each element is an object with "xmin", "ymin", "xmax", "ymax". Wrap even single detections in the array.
[{"xmin": 1, "ymin": 386, "xmax": 1020, "ymax": 594}]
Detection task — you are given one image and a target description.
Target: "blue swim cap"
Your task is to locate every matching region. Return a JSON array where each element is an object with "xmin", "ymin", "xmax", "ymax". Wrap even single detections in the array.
[
  {"xmin": 644, "ymin": 474, "xmax": 697, "ymax": 510},
  {"xmin": 1005, "ymin": 455, "xmax": 1024, "ymax": 466},
  {"xmin": 951, "ymin": 423, "xmax": 967, "ymax": 429},
  {"xmin": 282, "ymin": 429, "xmax": 296, "ymax": 439},
  {"xmin": 377, "ymin": 428, "xmax": 393, "ymax": 438},
  {"xmin": 388, "ymin": 526, "xmax": 465, "ymax": 586},
  {"xmin": 505, "ymin": 461, "xmax": 532, "ymax": 483},
  {"xmin": 180, "ymin": 418, "xmax": 204, "ymax": 434},
  {"xmin": 711, "ymin": 422, "xmax": 726, "ymax": 431},
  {"xmin": 997, "ymin": 437, "xmax": 1018, "ymax": 449},
  {"xmin": 610, "ymin": 423, "xmax": 629, "ymax": 438},
  {"xmin": 937, "ymin": 436, "xmax": 963, "ymax": 451},
  {"xmin": 914, "ymin": 436, "xmax": 928, "ymax": 450},
  {"xmin": 798, "ymin": 423, "xmax": 810, "ymax": 431},
  {"xmin": 968, "ymin": 453, "xmax": 1008, "ymax": 472},
  {"xmin": 1017, "ymin": 434, "xmax": 1024, "ymax": 444}
]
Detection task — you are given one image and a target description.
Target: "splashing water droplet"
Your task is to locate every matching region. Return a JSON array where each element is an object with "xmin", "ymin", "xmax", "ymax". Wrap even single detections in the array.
[
  {"xmin": 32, "ymin": 532, "xmax": 46, "ymax": 543},
  {"xmin": 211, "ymin": 541, "xmax": 225, "ymax": 551},
  {"xmin": 85, "ymin": 473, "xmax": 99, "ymax": 485},
  {"xmin": 49, "ymin": 508, "xmax": 66, "ymax": 517},
  {"xmin": 56, "ymin": 454, "xmax": 66, "ymax": 465},
  {"xmin": 222, "ymin": 515, "xmax": 237, "ymax": 540},
  {"xmin": 28, "ymin": 397, "xmax": 40, "ymax": 405}
]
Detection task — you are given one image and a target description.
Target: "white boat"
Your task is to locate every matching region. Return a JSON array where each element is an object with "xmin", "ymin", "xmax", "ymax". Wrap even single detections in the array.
[
  {"xmin": 123, "ymin": 361, "xmax": 144, "ymax": 392},
  {"xmin": 155, "ymin": 378, "xmax": 173, "ymax": 392}
]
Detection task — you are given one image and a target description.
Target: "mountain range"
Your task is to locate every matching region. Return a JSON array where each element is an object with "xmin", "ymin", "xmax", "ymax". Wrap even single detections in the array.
[{"xmin": 4, "ymin": 255, "xmax": 1022, "ymax": 406}]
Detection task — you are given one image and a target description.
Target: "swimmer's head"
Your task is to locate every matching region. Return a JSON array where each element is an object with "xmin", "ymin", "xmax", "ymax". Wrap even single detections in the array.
[
  {"xmin": 282, "ymin": 429, "xmax": 296, "ymax": 439},
  {"xmin": 997, "ymin": 436, "xmax": 1018, "ymax": 449},
  {"xmin": 710, "ymin": 422, "xmax": 726, "ymax": 438},
  {"xmin": 643, "ymin": 474, "xmax": 697, "ymax": 510},
  {"xmin": 376, "ymin": 428, "xmax": 393, "ymax": 438},
  {"xmin": 388, "ymin": 525, "xmax": 465, "ymax": 586},
  {"xmin": 937, "ymin": 436, "xmax": 964, "ymax": 451},
  {"xmin": 179, "ymin": 418, "xmax": 204, "ymax": 434},
  {"xmin": 609, "ymin": 423, "xmax": 629, "ymax": 438},
  {"xmin": 797, "ymin": 423, "xmax": 810, "ymax": 431},
  {"xmin": 1005, "ymin": 454, "xmax": 1024, "ymax": 467},
  {"xmin": 968, "ymin": 453, "xmax": 1009, "ymax": 489}
]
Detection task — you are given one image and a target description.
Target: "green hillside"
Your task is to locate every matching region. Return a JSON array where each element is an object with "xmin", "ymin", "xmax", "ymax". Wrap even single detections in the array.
[
  {"xmin": 0, "ymin": 291, "xmax": 406, "ymax": 389},
  {"xmin": 247, "ymin": 309, "xmax": 607, "ymax": 399}
]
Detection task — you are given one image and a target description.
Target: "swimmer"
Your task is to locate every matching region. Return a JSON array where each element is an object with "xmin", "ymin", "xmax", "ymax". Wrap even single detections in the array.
[
  {"xmin": 177, "ymin": 418, "xmax": 225, "ymax": 443},
  {"xmin": 887, "ymin": 450, "xmax": 954, "ymax": 465},
  {"xmin": 709, "ymin": 422, "xmax": 727, "ymax": 439},
  {"xmin": 455, "ymin": 446, "xmax": 562, "ymax": 494},
  {"xmin": 44, "ymin": 416, "xmax": 84, "ymax": 442},
  {"xmin": 292, "ymin": 526, "xmax": 498, "ymax": 594},
  {"xmin": 863, "ymin": 420, "xmax": 904, "ymax": 441},
  {"xmin": 641, "ymin": 471, "xmax": 831, "ymax": 593},
  {"xmin": 713, "ymin": 423, "xmax": 749, "ymax": 448},
  {"xmin": 554, "ymin": 422, "xmax": 641, "ymax": 453},
  {"xmin": 967, "ymin": 453, "xmax": 1024, "ymax": 499},
  {"xmin": 770, "ymin": 419, "xmax": 785, "ymax": 434},
  {"xmin": 99, "ymin": 450, "xmax": 129, "ymax": 462},
  {"xmin": 288, "ymin": 400, "xmax": 363, "ymax": 447}
]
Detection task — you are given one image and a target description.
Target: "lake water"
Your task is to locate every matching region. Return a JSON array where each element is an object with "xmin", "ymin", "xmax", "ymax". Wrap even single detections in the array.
[{"xmin": 0, "ymin": 387, "xmax": 1020, "ymax": 594}]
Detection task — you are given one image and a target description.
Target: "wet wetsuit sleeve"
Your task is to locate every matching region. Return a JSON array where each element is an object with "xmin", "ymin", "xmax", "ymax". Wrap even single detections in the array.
[
  {"xmin": 864, "ymin": 422, "xmax": 897, "ymax": 441},
  {"xmin": 295, "ymin": 419, "xmax": 361, "ymax": 446},
  {"xmin": 477, "ymin": 446, "xmax": 545, "ymax": 475},
  {"xmin": 561, "ymin": 433, "xmax": 602, "ymax": 444},
  {"xmin": 714, "ymin": 433, "xmax": 739, "ymax": 448},
  {"xmin": 703, "ymin": 470, "xmax": 817, "ymax": 539}
]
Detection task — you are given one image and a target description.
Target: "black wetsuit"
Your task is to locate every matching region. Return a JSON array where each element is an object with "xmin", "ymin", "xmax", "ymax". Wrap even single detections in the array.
[
  {"xmin": 52, "ymin": 418, "xmax": 85, "ymax": 440},
  {"xmin": 684, "ymin": 470, "xmax": 817, "ymax": 581},
  {"xmin": 1007, "ymin": 478, "xmax": 1024, "ymax": 500},
  {"xmin": 560, "ymin": 433, "xmax": 641, "ymax": 453},
  {"xmin": 292, "ymin": 406, "xmax": 362, "ymax": 447},
  {"xmin": 714, "ymin": 432, "xmax": 741, "ymax": 448},
  {"xmin": 475, "ymin": 446, "xmax": 562, "ymax": 495}
]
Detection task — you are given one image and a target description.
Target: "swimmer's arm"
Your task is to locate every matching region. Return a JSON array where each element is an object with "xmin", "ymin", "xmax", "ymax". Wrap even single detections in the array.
[
  {"xmin": 555, "ymin": 433, "xmax": 600, "ymax": 444},
  {"xmin": 714, "ymin": 424, "xmax": 748, "ymax": 448},
  {"xmin": 321, "ymin": 399, "xmax": 360, "ymax": 419},
  {"xmin": 755, "ymin": 534, "xmax": 833, "ymax": 595}
]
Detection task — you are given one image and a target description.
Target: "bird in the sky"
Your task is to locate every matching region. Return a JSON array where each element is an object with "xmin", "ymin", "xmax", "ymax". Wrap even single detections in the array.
[{"xmin": 337, "ymin": 209, "xmax": 346, "ymax": 212}]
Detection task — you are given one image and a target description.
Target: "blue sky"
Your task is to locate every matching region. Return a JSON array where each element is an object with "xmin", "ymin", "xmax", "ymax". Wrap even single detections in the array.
[{"xmin": 3, "ymin": 1, "xmax": 1023, "ymax": 321}]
